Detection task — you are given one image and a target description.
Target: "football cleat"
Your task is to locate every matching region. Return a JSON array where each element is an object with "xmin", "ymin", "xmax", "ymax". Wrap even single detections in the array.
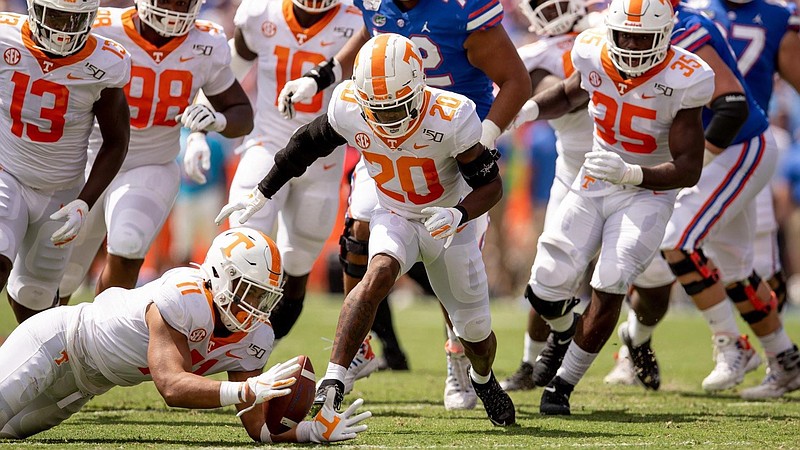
[
  {"xmin": 444, "ymin": 339, "xmax": 478, "ymax": 410},
  {"xmin": 311, "ymin": 378, "xmax": 345, "ymax": 416},
  {"xmin": 344, "ymin": 335, "xmax": 381, "ymax": 395},
  {"xmin": 471, "ymin": 371, "xmax": 516, "ymax": 426},
  {"xmin": 500, "ymin": 361, "xmax": 537, "ymax": 391},
  {"xmin": 619, "ymin": 323, "xmax": 660, "ymax": 390},
  {"xmin": 741, "ymin": 345, "xmax": 800, "ymax": 400},
  {"xmin": 540, "ymin": 376, "xmax": 574, "ymax": 415},
  {"xmin": 533, "ymin": 313, "xmax": 579, "ymax": 386},
  {"xmin": 702, "ymin": 334, "xmax": 761, "ymax": 392},
  {"xmin": 378, "ymin": 346, "xmax": 410, "ymax": 371},
  {"xmin": 603, "ymin": 344, "xmax": 636, "ymax": 386}
]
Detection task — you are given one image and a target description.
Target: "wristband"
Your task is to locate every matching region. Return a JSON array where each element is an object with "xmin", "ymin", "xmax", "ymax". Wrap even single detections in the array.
[
  {"xmin": 219, "ymin": 381, "xmax": 245, "ymax": 406},
  {"xmin": 454, "ymin": 205, "xmax": 469, "ymax": 225},
  {"xmin": 260, "ymin": 423, "xmax": 272, "ymax": 443},
  {"xmin": 210, "ymin": 112, "xmax": 227, "ymax": 133},
  {"xmin": 303, "ymin": 57, "xmax": 341, "ymax": 92}
]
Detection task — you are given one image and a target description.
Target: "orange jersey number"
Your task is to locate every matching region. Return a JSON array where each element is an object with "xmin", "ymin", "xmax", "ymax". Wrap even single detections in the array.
[
  {"xmin": 125, "ymin": 66, "xmax": 193, "ymax": 128},
  {"xmin": 10, "ymin": 71, "xmax": 69, "ymax": 143},
  {"xmin": 274, "ymin": 46, "xmax": 326, "ymax": 114},
  {"xmin": 361, "ymin": 152, "xmax": 445, "ymax": 205},
  {"xmin": 670, "ymin": 54, "xmax": 703, "ymax": 77},
  {"xmin": 592, "ymin": 91, "xmax": 657, "ymax": 154},
  {"xmin": 430, "ymin": 95, "xmax": 462, "ymax": 121}
]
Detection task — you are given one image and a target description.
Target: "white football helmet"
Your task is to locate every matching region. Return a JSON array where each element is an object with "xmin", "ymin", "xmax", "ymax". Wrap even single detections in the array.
[
  {"xmin": 353, "ymin": 33, "xmax": 426, "ymax": 139},
  {"xmin": 27, "ymin": 0, "xmax": 99, "ymax": 56},
  {"xmin": 292, "ymin": 0, "xmax": 339, "ymax": 13},
  {"xmin": 136, "ymin": 0, "xmax": 204, "ymax": 37},
  {"xmin": 201, "ymin": 228, "xmax": 284, "ymax": 333},
  {"xmin": 519, "ymin": 0, "xmax": 586, "ymax": 36},
  {"xmin": 605, "ymin": 0, "xmax": 674, "ymax": 77}
]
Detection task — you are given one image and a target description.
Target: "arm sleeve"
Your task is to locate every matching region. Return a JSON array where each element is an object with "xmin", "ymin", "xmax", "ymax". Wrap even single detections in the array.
[{"xmin": 257, "ymin": 114, "xmax": 347, "ymax": 198}]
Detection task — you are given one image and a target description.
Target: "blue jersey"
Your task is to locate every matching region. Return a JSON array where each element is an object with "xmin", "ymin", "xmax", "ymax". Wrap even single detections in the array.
[
  {"xmin": 690, "ymin": 0, "xmax": 799, "ymax": 112},
  {"xmin": 672, "ymin": 5, "xmax": 769, "ymax": 145},
  {"xmin": 354, "ymin": 0, "xmax": 504, "ymax": 119}
]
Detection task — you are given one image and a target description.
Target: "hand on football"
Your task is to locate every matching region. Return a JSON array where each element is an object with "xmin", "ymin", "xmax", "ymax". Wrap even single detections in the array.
[
  {"xmin": 307, "ymin": 387, "xmax": 371, "ymax": 443},
  {"xmin": 50, "ymin": 199, "xmax": 88, "ymax": 247},
  {"xmin": 237, "ymin": 357, "xmax": 300, "ymax": 417},
  {"xmin": 183, "ymin": 132, "xmax": 211, "ymax": 184},
  {"xmin": 277, "ymin": 77, "xmax": 317, "ymax": 120},
  {"xmin": 176, "ymin": 104, "xmax": 227, "ymax": 133},
  {"xmin": 215, "ymin": 188, "xmax": 268, "ymax": 226},
  {"xmin": 583, "ymin": 150, "xmax": 643, "ymax": 185}
]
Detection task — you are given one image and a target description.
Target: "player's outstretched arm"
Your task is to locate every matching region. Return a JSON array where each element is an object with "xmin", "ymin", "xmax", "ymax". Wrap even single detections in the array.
[
  {"xmin": 512, "ymin": 71, "xmax": 588, "ymax": 128},
  {"xmin": 82, "ymin": 87, "xmax": 130, "ymax": 209},
  {"xmin": 777, "ymin": 28, "xmax": 800, "ymax": 94}
]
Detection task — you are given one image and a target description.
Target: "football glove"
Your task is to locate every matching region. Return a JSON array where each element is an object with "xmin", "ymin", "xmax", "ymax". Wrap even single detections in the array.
[
  {"xmin": 277, "ymin": 77, "xmax": 317, "ymax": 120},
  {"xmin": 237, "ymin": 357, "xmax": 300, "ymax": 417},
  {"xmin": 183, "ymin": 132, "xmax": 211, "ymax": 184},
  {"xmin": 297, "ymin": 387, "xmax": 371, "ymax": 443},
  {"xmin": 177, "ymin": 104, "xmax": 227, "ymax": 133},
  {"xmin": 583, "ymin": 150, "xmax": 643, "ymax": 185},
  {"xmin": 50, "ymin": 199, "xmax": 88, "ymax": 247},
  {"xmin": 421, "ymin": 206, "xmax": 463, "ymax": 249},
  {"xmin": 511, "ymin": 99, "xmax": 540, "ymax": 129},
  {"xmin": 215, "ymin": 188, "xmax": 268, "ymax": 226}
]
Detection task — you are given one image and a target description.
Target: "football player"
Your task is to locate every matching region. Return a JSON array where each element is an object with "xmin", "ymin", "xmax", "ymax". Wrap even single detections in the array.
[
  {"xmin": 217, "ymin": 34, "xmax": 516, "ymax": 427},
  {"xmin": 0, "ymin": 0, "xmax": 130, "ymax": 323},
  {"xmin": 57, "ymin": 0, "xmax": 253, "ymax": 303},
  {"xmin": 274, "ymin": 0, "xmax": 531, "ymax": 411},
  {"xmin": 512, "ymin": 0, "xmax": 714, "ymax": 414},
  {"xmin": 0, "ymin": 228, "xmax": 371, "ymax": 443}
]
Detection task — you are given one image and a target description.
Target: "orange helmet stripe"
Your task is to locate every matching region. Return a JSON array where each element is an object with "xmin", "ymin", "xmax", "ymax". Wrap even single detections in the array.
[
  {"xmin": 370, "ymin": 34, "xmax": 391, "ymax": 97},
  {"xmin": 627, "ymin": 0, "xmax": 644, "ymax": 22}
]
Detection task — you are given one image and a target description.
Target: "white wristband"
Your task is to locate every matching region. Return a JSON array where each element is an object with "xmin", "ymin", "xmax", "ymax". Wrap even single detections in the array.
[
  {"xmin": 219, "ymin": 381, "xmax": 245, "ymax": 406},
  {"xmin": 210, "ymin": 112, "xmax": 227, "ymax": 133},
  {"xmin": 626, "ymin": 164, "xmax": 644, "ymax": 186},
  {"xmin": 524, "ymin": 100, "xmax": 540, "ymax": 122},
  {"xmin": 480, "ymin": 119, "xmax": 502, "ymax": 149},
  {"xmin": 260, "ymin": 423, "xmax": 272, "ymax": 443}
]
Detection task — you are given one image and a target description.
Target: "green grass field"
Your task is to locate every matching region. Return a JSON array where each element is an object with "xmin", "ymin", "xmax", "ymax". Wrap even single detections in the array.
[{"xmin": 1, "ymin": 293, "xmax": 799, "ymax": 449}]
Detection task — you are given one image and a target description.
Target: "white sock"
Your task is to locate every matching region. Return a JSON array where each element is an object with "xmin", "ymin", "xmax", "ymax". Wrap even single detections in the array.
[
  {"xmin": 701, "ymin": 301, "xmax": 740, "ymax": 337},
  {"xmin": 556, "ymin": 341, "xmax": 598, "ymax": 386},
  {"xmin": 469, "ymin": 366, "xmax": 492, "ymax": 385},
  {"xmin": 628, "ymin": 309, "xmax": 655, "ymax": 347},
  {"xmin": 324, "ymin": 362, "xmax": 348, "ymax": 382},
  {"xmin": 523, "ymin": 333, "xmax": 546, "ymax": 364},
  {"xmin": 758, "ymin": 327, "xmax": 794, "ymax": 357},
  {"xmin": 546, "ymin": 313, "xmax": 575, "ymax": 333}
]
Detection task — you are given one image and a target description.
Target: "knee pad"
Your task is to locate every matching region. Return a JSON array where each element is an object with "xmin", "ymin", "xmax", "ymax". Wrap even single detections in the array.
[
  {"xmin": 726, "ymin": 271, "xmax": 777, "ymax": 324},
  {"xmin": 107, "ymin": 224, "xmax": 147, "ymax": 259},
  {"xmin": 451, "ymin": 307, "xmax": 492, "ymax": 343},
  {"xmin": 339, "ymin": 218, "xmax": 368, "ymax": 279},
  {"xmin": 12, "ymin": 281, "xmax": 59, "ymax": 311},
  {"xmin": 665, "ymin": 249, "xmax": 719, "ymax": 296},
  {"xmin": 525, "ymin": 285, "xmax": 580, "ymax": 319},
  {"xmin": 59, "ymin": 262, "xmax": 87, "ymax": 298},
  {"xmin": 769, "ymin": 270, "xmax": 787, "ymax": 312}
]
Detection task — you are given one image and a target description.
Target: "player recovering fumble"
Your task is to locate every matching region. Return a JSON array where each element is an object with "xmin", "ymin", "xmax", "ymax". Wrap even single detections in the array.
[
  {"xmin": 217, "ymin": 33, "xmax": 515, "ymax": 426},
  {"xmin": 0, "ymin": 228, "xmax": 370, "ymax": 443}
]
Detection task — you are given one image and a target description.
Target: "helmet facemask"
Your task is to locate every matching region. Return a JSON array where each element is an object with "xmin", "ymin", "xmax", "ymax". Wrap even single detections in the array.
[
  {"xmin": 28, "ymin": 1, "xmax": 97, "ymax": 56},
  {"xmin": 291, "ymin": 0, "xmax": 339, "ymax": 13},
  {"xmin": 356, "ymin": 85, "xmax": 425, "ymax": 138},
  {"xmin": 136, "ymin": 0, "xmax": 203, "ymax": 37},
  {"xmin": 519, "ymin": 0, "xmax": 584, "ymax": 36},
  {"xmin": 607, "ymin": 27, "xmax": 671, "ymax": 77},
  {"xmin": 211, "ymin": 264, "xmax": 283, "ymax": 334}
]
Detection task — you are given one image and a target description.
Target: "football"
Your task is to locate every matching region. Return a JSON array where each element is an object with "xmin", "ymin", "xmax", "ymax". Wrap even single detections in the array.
[{"xmin": 263, "ymin": 355, "xmax": 316, "ymax": 435}]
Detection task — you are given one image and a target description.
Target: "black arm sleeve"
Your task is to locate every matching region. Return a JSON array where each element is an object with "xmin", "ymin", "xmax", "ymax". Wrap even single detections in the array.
[
  {"xmin": 704, "ymin": 93, "xmax": 749, "ymax": 149},
  {"xmin": 457, "ymin": 147, "xmax": 500, "ymax": 189},
  {"xmin": 257, "ymin": 114, "xmax": 347, "ymax": 198},
  {"xmin": 303, "ymin": 57, "xmax": 339, "ymax": 93}
]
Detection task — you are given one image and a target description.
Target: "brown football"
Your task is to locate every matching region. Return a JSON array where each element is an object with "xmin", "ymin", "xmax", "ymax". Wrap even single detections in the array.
[{"xmin": 262, "ymin": 355, "xmax": 316, "ymax": 435}]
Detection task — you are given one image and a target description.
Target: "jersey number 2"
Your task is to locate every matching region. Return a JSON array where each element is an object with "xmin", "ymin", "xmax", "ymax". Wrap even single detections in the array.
[{"xmin": 10, "ymin": 72, "xmax": 69, "ymax": 143}]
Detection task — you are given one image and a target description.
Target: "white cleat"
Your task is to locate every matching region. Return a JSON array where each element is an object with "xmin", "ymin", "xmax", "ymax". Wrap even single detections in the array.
[
  {"xmin": 741, "ymin": 345, "xmax": 800, "ymax": 400},
  {"xmin": 702, "ymin": 334, "xmax": 761, "ymax": 392},
  {"xmin": 344, "ymin": 334, "xmax": 381, "ymax": 395},
  {"xmin": 604, "ymin": 344, "xmax": 636, "ymax": 386},
  {"xmin": 443, "ymin": 339, "xmax": 477, "ymax": 410}
]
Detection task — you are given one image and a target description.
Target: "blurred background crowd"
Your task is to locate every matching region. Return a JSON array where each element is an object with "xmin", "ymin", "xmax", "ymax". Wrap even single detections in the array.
[{"xmin": 6, "ymin": 0, "xmax": 799, "ymax": 305}]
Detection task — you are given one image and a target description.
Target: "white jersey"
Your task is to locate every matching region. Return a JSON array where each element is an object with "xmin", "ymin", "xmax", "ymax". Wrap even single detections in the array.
[
  {"xmin": 67, "ymin": 267, "xmax": 272, "ymax": 393},
  {"xmin": 517, "ymin": 32, "xmax": 593, "ymax": 180},
  {"xmin": 0, "ymin": 13, "xmax": 130, "ymax": 191},
  {"xmin": 329, "ymin": 81, "xmax": 480, "ymax": 220},
  {"xmin": 87, "ymin": 8, "xmax": 235, "ymax": 171},
  {"xmin": 570, "ymin": 28, "xmax": 714, "ymax": 195},
  {"xmin": 234, "ymin": 0, "xmax": 363, "ymax": 151}
]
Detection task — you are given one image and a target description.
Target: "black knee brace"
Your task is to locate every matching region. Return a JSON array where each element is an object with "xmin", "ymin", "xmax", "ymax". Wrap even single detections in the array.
[
  {"xmin": 524, "ymin": 285, "xmax": 580, "ymax": 318},
  {"xmin": 726, "ymin": 271, "xmax": 777, "ymax": 324},
  {"xmin": 339, "ymin": 217, "xmax": 369, "ymax": 279},
  {"xmin": 665, "ymin": 249, "xmax": 719, "ymax": 296}
]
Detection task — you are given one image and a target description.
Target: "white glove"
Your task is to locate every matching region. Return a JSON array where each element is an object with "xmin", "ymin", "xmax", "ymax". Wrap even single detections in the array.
[
  {"xmin": 50, "ymin": 199, "xmax": 89, "ymax": 247},
  {"xmin": 236, "ymin": 357, "xmax": 300, "ymax": 417},
  {"xmin": 297, "ymin": 387, "xmax": 371, "ymax": 443},
  {"xmin": 277, "ymin": 77, "xmax": 317, "ymax": 120},
  {"xmin": 176, "ymin": 104, "xmax": 227, "ymax": 133},
  {"xmin": 583, "ymin": 150, "xmax": 643, "ymax": 185},
  {"xmin": 480, "ymin": 119, "xmax": 501, "ymax": 149},
  {"xmin": 215, "ymin": 188, "xmax": 268, "ymax": 226},
  {"xmin": 421, "ymin": 206, "xmax": 463, "ymax": 249},
  {"xmin": 511, "ymin": 99, "xmax": 540, "ymax": 129},
  {"xmin": 183, "ymin": 132, "xmax": 211, "ymax": 184}
]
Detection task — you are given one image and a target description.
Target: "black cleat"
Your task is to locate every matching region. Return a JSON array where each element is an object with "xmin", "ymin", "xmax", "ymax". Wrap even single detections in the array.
[
  {"xmin": 500, "ymin": 361, "xmax": 536, "ymax": 391},
  {"xmin": 533, "ymin": 313, "xmax": 579, "ymax": 386},
  {"xmin": 540, "ymin": 376, "xmax": 574, "ymax": 415},
  {"xmin": 310, "ymin": 379, "xmax": 345, "ymax": 416},
  {"xmin": 379, "ymin": 347, "xmax": 410, "ymax": 371},
  {"xmin": 471, "ymin": 371, "xmax": 516, "ymax": 426},
  {"xmin": 619, "ymin": 325, "xmax": 660, "ymax": 390}
]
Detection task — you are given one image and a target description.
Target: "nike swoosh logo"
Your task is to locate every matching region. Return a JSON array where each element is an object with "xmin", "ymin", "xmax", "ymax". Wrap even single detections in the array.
[
  {"xmin": 556, "ymin": 337, "xmax": 572, "ymax": 345},
  {"xmin": 653, "ymin": 191, "xmax": 666, "ymax": 196},
  {"xmin": 641, "ymin": 94, "xmax": 656, "ymax": 99},
  {"xmin": 179, "ymin": 56, "xmax": 194, "ymax": 62},
  {"xmin": 544, "ymin": 386, "xmax": 556, "ymax": 393},
  {"xmin": 320, "ymin": 41, "xmax": 336, "ymax": 47},
  {"xmin": 66, "ymin": 73, "xmax": 82, "ymax": 80},
  {"xmin": 225, "ymin": 350, "xmax": 242, "ymax": 360},
  {"xmin": 323, "ymin": 163, "xmax": 336, "ymax": 170},
  {"xmin": 413, "ymin": 143, "xmax": 429, "ymax": 150}
]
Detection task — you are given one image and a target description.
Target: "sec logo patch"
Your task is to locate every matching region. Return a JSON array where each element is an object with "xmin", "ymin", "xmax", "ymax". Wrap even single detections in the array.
[
  {"xmin": 4, "ymin": 48, "xmax": 20, "ymax": 65},
  {"xmin": 189, "ymin": 328, "xmax": 207, "ymax": 342},
  {"xmin": 355, "ymin": 132, "xmax": 371, "ymax": 149},
  {"xmin": 589, "ymin": 71, "xmax": 602, "ymax": 87},
  {"xmin": 261, "ymin": 21, "xmax": 277, "ymax": 37}
]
